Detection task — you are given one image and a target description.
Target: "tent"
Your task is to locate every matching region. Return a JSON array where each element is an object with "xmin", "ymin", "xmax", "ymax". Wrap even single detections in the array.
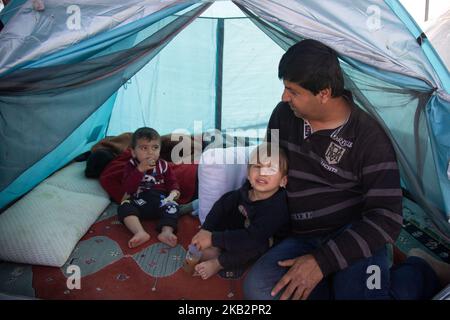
[
  {"xmin": 426, "ymin": 9, "xmax": 450, "ymax": 72},
  {"xmin": 0, "ymin": 0, "xmax": 449, "ymax": 240},
  {"xmin": 399, "ymin": 0, "xmax": 450, "ymax": 72}
]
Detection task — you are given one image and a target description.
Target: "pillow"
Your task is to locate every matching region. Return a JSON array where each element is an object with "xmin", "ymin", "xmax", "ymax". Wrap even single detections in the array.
[
  {"xmin": 0, "ymin": 162, "xmax": 110, "ymax": 267},
  {"xmin": 168, "ymin": 162, "xmax": 198, "ymax": 204},
  {"xmin": 198, "ymin": 146, "xmax": 256, "ymax": 224},
  {"xmin": 99, "ymin": 149, "xmax": 133, "ymax": 203}
]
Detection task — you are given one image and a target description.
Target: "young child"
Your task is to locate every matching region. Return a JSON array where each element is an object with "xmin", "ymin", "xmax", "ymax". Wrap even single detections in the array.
[
  {"xmin": 117, "ymin": 127, "xmax": 181, "ymax": 248},
  {"xmin": 190, "ymin": 143, "xmax": 290, "ymax": 279}
]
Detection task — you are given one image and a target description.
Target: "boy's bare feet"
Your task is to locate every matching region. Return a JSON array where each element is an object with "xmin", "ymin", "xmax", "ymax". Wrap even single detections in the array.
[
  {"xmin": 194, "ymin": 259, "xmax": 223, "ymax": 280},
  {"xmin": 408, "ymin": 248, "xmax": 450, "ymax": 286},
  {"xmin": 158, "ymin": 228, "xmax": 178, "ymax": 247},
  {"xmin": 128, "ymin": 231, "xmax": 150, "ymax": 248}
]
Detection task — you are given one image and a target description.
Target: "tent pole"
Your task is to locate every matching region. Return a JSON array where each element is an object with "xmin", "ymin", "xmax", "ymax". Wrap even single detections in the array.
[
  {"xmin": 215, "ymin": 19, "xmax": 224, "ymax": 131},
  {"xmin": 424, "ymin": 0, "xmax": 429, "ymax": 22}
]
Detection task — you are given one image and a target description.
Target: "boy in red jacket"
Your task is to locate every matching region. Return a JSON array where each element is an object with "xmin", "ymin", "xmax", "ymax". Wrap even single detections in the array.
[{"xmin": 118, "ymin": 127, "xmax": 181, "ymax": 248}]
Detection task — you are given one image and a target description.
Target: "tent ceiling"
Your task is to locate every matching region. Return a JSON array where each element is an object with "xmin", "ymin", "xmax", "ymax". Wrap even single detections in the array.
[{"xmin": 199, "ymin": 0, "xmax": 246, "ymax": 18}]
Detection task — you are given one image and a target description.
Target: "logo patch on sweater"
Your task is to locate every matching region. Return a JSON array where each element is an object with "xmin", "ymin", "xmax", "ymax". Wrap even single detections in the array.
[
  {"xmin": 134, "ymin": 198, "xmax": 147, "ymax": 206},
  {"xmin": 325, "ymin": 142, "xmax": 346, "ymax": 165}
]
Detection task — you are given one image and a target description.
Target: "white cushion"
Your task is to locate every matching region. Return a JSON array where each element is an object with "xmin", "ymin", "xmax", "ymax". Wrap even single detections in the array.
[
  {"xmin": 198, "ymin": 146, "xmax": 256, "ymax": 224},
  {"xmin": 0, "ymin": 162, "xmax": 110, "ymax": 267},
  {"xmin": 44, "ymin": 162, "xmax": 110, "ymax": 198}
]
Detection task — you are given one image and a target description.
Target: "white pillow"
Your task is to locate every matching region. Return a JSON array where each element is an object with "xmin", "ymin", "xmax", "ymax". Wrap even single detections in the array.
[
  {"xmin": 44, "ymin": 162, "xmax": 110, "ymax": 198},
  {"xmin": 0, "ymin": 162, "xmax": 110, "ymax": 267},
  {"xmin": 198, "ymin": 146, "xmax": 256, "ymax": 224}
]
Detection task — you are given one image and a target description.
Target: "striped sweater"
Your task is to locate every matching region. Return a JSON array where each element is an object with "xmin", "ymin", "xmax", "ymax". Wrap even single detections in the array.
[{"xmin": 267, "ymin": 93, "xmax": 403, "ymax": 277}]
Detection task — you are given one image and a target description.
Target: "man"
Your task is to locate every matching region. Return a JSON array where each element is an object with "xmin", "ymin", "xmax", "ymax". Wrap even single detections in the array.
[{"xmin": 243, "ymin": 39, "xmax": 446, "ymax": 300}]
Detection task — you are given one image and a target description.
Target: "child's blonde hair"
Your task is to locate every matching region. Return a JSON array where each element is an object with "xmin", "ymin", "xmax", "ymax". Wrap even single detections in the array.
[{"xmin": 248, "ymin": 142, "xmax": 288, "ymax": 175}]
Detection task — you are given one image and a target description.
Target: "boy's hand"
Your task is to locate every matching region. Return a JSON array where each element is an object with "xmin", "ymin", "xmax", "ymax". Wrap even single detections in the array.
[
  {"xmin": 137, "ymin": 158, "xmax": 156, "ymax": 173},
  {"xmin": 167, "ymin": 190, "xmax": 180, "ymax": 202},
  {"xmin": 191, "ymin": 229, "xmax": 212, "ymax": 251},
  {"xmin": 161, "ymin": 190, "xmax": 180, "ymax": 206}
]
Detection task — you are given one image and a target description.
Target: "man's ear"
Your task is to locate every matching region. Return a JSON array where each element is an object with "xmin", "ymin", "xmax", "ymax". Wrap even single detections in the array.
[
  {"xmin": 318, "ymin": 88, "xmax": 332, "ymax": 104},
  {"xmin": 131, "ymin": 148, "xmax": 136, "ymax": 159}
]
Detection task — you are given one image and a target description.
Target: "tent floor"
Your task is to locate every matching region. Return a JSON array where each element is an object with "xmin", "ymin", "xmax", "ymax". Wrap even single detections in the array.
[
  {"xmin": 0, "ymin": 201, "xmax": 448, "ymax": 300},
  {"xmin": 0, "ymin": 203, "xmax": 245, "ymax": 300}
]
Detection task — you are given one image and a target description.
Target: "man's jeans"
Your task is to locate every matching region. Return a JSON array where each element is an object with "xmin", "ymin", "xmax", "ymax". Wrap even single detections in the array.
[{"xmin": 243, "ymin": 235, "xmax": 440, "ymax": 300}]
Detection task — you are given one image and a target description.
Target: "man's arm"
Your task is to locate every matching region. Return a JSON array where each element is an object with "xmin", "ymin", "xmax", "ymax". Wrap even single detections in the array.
[
  {"xmin": 272, "ymin": 130, "xmax": 403, "ymax": 300},
  {"xmin": 312, "ymin": 132, "xmax": 403, "ymax": 277}
]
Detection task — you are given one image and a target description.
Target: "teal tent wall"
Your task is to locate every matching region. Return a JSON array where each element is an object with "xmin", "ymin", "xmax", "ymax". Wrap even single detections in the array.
[{"xmin": 107, "ymin": 5, "xmax": 284, "ymax": 136}]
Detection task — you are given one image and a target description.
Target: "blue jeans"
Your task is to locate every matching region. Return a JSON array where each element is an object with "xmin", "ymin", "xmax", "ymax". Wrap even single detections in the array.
[{"xmin": 243, "ymin": 235, "xmax": 440, "ymax": 300}]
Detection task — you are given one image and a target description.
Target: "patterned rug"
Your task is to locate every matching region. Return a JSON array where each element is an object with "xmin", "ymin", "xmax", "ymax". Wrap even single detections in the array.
[
  {"xmin": 395, "ymin": 198, "xmax": 450, "ymax": 264},
  {"xmin": 0, "ymin": 204, "xmax": 245, "ymax": 300}
]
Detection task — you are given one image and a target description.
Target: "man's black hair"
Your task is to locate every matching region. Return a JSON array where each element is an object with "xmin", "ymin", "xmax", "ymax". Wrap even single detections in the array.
[
  {"xmin": 131, "ymin": 127, "xmax": 160, "ymax": 148},
  {"xmin": 278, "ymin": 39, "xmax": 345, "ymax": 97}
]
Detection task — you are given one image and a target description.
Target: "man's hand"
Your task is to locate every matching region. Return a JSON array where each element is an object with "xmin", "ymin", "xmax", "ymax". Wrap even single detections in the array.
[
  {"xmin": 191, "ymin": 229, "xmax": 212, "ymax": 251},
  {"xmin": 271, "ymin": 254, "xmax": 324, "ymax": 300}
]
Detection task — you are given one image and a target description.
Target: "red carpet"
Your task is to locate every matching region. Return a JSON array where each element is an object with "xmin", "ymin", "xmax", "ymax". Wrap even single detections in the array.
[{"xmin": 32, "ymin": 214, "xmax": 245, "ymax": 300}]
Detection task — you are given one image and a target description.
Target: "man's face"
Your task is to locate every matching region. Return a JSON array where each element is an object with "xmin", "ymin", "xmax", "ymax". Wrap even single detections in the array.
[{"xmin": 281, "ymin": 80, "xmax": 321, "ymax": 120}]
